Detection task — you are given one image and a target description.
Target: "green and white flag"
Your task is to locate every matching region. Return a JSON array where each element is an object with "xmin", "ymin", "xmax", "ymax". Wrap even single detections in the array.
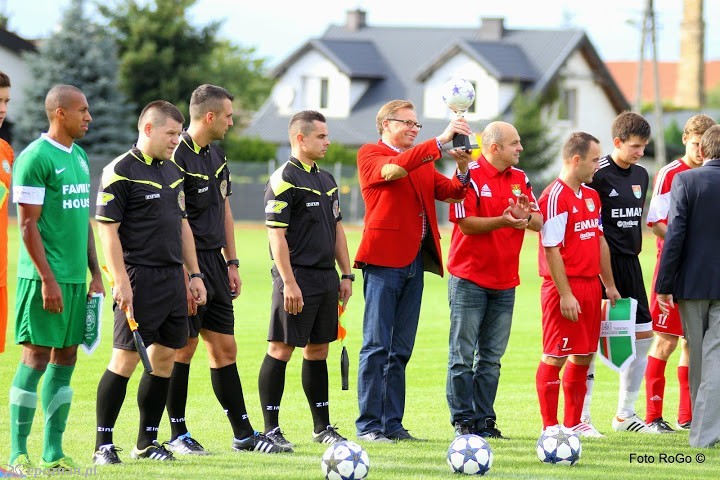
[
  {"xmin": 598, "ymin": 298, "xmax": 637, "ymax": 372},
  {"xmin": 81, "ymin": 293, "xmax": 104, "ymax": 354}
]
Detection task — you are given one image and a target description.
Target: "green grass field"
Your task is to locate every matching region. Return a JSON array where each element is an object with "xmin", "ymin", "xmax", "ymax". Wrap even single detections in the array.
[{"xmin": 1, "ymin": 222, "xmax": 718, "ymax": 479}]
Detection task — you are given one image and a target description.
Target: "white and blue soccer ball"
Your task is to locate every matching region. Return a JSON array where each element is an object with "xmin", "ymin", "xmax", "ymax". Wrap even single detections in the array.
[
  {"xmin": 447, "ymin": 434, "xmax": 493, "ymax": 475},
  {"xmin": 321, "ymin": 441, "xmax": 369, "ymax": 480},
  {"xmin": 441, "ymin": 78, "xmax": 476, "ymax": 113},
  {"xmin": 536, "ymin": 426, "xmax": 582, "ymax": 466}
]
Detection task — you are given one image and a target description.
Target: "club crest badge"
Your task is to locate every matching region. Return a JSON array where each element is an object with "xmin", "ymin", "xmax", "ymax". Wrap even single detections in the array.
[
  {"xmin": 2, "ymin": 159, "xmax": 10, "ymax": 173},
  {"xmin": 632, "ymin": 185, "xmax": 642, "ymax": 199},
  {"xmin": 332, "ymin": 199, "xmax": 340, "ymax": 218},
  {"xmin": 585, "ymin": 198, "xmax": 595, "ymax": 212},
  {"xmin": 220, "ymin": 179, "xmax": 228, "ymax": 199},
  {"xmin": 511, "ymin": 184, "xmax": 521, "ymax": 196},
  {"xmin": 178, "ymin": 190, "xmax": 186, "ymax": 211}
]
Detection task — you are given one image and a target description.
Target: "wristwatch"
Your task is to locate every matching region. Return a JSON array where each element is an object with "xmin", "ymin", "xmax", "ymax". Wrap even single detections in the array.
[
  {"xmin": 226, "ymin": 259, "xmax": 240, "ymax": 268},
  {"xmin": 526, "ymin": 214, "xmax": 533, "ymax": 228},
  {"xmin": 189, "ymin": 273, "xmax": 204, "ymax": 280},
  {"xmin": 341, "ymin": 274, "xmax": 355, "ymax": 282}
]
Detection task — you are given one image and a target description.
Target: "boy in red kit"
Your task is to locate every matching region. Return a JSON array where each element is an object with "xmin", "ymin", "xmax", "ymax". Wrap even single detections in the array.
[{"xmin": 536, "ymin": 132, "xmax": 620, "ymax": 436}]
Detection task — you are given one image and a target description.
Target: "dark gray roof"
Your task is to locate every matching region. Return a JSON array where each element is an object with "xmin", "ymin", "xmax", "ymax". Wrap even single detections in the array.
[
  {"xmin": 0, "ymin": 27, "xmax": 36, "ymax": 54},
  {"xmin": 273, "ymin": 39, "xmax": 387, "ymax": 79},
  {"xmin": 246, "ymin": 23, "xmax": 629, "ymax": 147}
]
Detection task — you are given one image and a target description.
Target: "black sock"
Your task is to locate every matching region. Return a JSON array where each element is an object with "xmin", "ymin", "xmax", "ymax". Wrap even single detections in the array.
[
  {"xmin": 95, "ymin": 369, "xmax": 129, "ymax": 450},
  {"xmin": 137, "ymin": 373, "xmax": 170, "ymax": 450},
  {"xmin": 302, "ymin": 358, "xmax": 330, "ymax": 433},
  {"xmin": 211, "ymin": 363, "xmax": 254, "ymax": 439},
  {"xmin": 258, "ymin": 354, "xmax": 287, "ymax": 432},
  {"xmin": 166, "ymin": 361, "xmax": 190, "ymax": 440}
]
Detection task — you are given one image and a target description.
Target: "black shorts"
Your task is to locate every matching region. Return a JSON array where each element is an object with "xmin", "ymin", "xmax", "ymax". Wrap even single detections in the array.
[
  {"xmin": 268, "ymin": 266, "xmax": 339, "ymax": 347},
  {"xmin": 603, "ymin": 254, "xmax": 652, "ymax": 330},
  {"xmin": 113, "ymin": 264, "xmax": 188, "ymax": 350},
  {"xmin": 188, "ymin": 249, "xmax": 234, "ymax": 338}
]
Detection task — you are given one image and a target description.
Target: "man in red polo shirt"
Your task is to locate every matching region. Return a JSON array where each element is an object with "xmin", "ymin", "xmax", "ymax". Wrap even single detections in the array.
[{"xmin": 446, "ymin": 121, "xmax": 542, "ymax": 438}]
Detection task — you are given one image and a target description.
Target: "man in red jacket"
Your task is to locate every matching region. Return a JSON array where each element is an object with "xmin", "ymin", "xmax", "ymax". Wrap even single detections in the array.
[{"xmin": 354, "ymin": 99, "xmax": 472, "ymax": 442}]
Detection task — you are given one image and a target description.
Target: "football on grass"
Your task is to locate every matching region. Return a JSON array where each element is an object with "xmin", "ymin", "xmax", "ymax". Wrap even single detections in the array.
[
  {"xmin": 447, "ymin": 434, "xmax": 493, "ymax": 475},
  {"xmin": 321, "ymin": 441, "xmax": 369, "ymax": 480},
  {"xmin": 536, "ymin": 426, "xmax": 582, "ymax": 466}
]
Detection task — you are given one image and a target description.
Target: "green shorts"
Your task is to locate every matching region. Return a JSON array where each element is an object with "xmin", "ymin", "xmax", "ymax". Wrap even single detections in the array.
[{"xmin": 15, "ymin": 278, "xmax": 88, "ymax": 348}]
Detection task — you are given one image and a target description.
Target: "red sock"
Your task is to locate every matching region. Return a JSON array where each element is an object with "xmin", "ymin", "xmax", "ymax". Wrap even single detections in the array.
[
  {"xmin": 677, "ymin": 366, "xmax": 691, "ymax": 424},
  {"xmin": 644, "ymin": 356, "xmax": 667, "ymax": 423},
  {"xmin": 562, "ymin": 361, "xmax": 589, "ymax": 428},
  {"xmin": 536, "ymin": 362, "xmax": 562, "ymax": 428}
]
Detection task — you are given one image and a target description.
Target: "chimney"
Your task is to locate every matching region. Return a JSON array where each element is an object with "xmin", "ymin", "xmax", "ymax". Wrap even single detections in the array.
[
  {"xmin": 675, "ymin": 0, "xmax": 704, "ymax": 109},
  {"xmin": 479, "ymin": 17, "xmax": 504, "ymax": 41},
  {"xmin": 346, "ymin": 9, "xmax": 367, "ymax": 31}
]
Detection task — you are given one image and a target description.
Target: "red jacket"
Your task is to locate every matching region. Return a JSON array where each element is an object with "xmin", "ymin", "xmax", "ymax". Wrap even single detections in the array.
[{"xmin": 354, "ymin": 138, "xmax": 467, "ymax": 276}]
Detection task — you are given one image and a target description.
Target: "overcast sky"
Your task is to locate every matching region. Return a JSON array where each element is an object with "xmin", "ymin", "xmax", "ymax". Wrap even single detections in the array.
[{"xmin": 4, "ymin": 0, "xmax": 719, "ymax": 66}]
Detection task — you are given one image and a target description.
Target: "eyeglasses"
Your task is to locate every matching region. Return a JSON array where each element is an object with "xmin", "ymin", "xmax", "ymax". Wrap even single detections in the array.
[{"xmin": 387, "ymin": 118, "xmax": 423, "ymax": 129}]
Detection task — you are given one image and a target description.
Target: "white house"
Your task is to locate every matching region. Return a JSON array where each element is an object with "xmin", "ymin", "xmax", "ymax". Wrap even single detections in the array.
[
  {"xmin": 245, "ymin": 11, "xmax": 629, "ymax": 166},
  {"xmin": 0, "ymin": 26, "xmax": 37, "ymax": 144}
]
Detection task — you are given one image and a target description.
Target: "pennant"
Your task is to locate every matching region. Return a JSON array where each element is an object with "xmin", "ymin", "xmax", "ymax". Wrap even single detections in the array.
[
  {"xmin": 81, "ymin": 293, "xmax": 104, "ymax": 354},
  {"xmin": 598, "ymin": 298, "xmax": 636, "ymax": 372}
]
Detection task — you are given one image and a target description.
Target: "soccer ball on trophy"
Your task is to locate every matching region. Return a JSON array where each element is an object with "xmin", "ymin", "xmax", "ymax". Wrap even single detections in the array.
[
  {"xmin": 536, "ymin": 426, "xmax": 582, "ymax": 466},
  {"xmin": 441, "ymin": 78, "xmax": 476, "ymax": 115},
  {"xmin": 447, "ymin": 434, "xmax": 493, "ymax": 475},
  {"xmin": 321, "ymin": 441, "xmax": 370, "ymax": 480}
]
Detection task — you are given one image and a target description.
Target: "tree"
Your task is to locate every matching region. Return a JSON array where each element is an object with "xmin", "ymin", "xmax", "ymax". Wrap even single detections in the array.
[
  {"xmin": 510, "ymin": 89, "xmax": 558, "ymax": 184},
  {"xmin": 221, "ymin": 136, "xmax": 276, "ymax": 163},
  {"xmin": 15, "ymin": 0, "xmax": 134, "ymax": 156},
  {"xmin": 99, "ymin": 0, "xmax": 272, "ymax": 123}
]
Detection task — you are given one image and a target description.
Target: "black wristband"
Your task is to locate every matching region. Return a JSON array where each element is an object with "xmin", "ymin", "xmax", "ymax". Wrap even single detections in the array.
[
  {"xmin": 189, "ymin": 272, "xmax": 204, "ymax": 280},
  {"xmin": 226, "ymin": 259, "xmax": 240, "ymax": 267}
]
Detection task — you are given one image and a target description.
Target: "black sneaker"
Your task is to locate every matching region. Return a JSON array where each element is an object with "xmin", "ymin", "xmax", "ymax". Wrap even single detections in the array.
[
  {"xmin": 476, "ymin": 418, "xmax": 506, "ymax": 439},
  {"xmin": 232, "ymin": 432, "xmax": 293, "ymax": 453},
  {"xmin": 647, "ymin": 417, "xmax": 676, "ymax": 434},
  {"xmin": 130, "ymin": 440, "xmax": 176, "ymax": 461},
  {"xmin": 454, "ymin": 420, "xmax": 474, "ymax": 437},
  {"xmin": 93, "ymin": 444, "xmax": 122, "ymax": 465},
  {"xmin": 265, "ymin": 427, "xmax": 296, "ymax": 449},
  {"xmin": 386, "ymin": 428, "xmax": 425, "ymax": 441},
  {"xmin": 312, "ymin": 425, "xmax": 347, "ymax": 445},
  {"xmin": 676, "ymin": 419, "xmax": 692, "ymax": 430},
  {"xmin": 166, "ymin": 432, "xmax": 209, "ymax": 455}
]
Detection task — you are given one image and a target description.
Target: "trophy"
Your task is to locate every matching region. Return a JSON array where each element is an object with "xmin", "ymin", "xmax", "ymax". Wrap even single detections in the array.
[{"xmin": 441, "ymin": 78, "xmax": 478, "ymax": 152}]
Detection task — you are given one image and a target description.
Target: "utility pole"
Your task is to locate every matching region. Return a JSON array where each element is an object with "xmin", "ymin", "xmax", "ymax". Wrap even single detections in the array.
[{"xmin": 636, "ymin": 0, "xmax": 667, "ymax": 169}]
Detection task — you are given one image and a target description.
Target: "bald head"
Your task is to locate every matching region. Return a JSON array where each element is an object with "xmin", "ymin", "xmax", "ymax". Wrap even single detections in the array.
[
  {"xmin": 481, "ymin": 121, "xmax": 510, "ymax": 154},
  {"xmin": 45, "ymin": 84, "xmax": 84, "ymax": 122},
  {"xmin": 481, "ymin": 121, "xmax": 522, "ymax": 169}
]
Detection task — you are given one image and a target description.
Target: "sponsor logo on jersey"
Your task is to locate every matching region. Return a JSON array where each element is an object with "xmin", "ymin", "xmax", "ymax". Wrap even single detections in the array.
[
  {"xmin": 616, "ymin": 220, "xmax": 639, "ymax": 228},
  {"xmin": 197, "ymin": 186, "xmax": 209, "ymax": 194},
  {"xmin": 306, "ymin": 201, "xmax": 320, "ymax": 207},
  {"xmin": 55, "ymin": 167, "xmax": 66, "ymax": 175},
  {"xmin": 585, "ymin": 198, "xmax": 595, "ymax": 212},
  {"xmin": 480, "ymin": 184, "xmax": 492, "ymax": 197},
  {"xmin": 97, "ymin": 192, "xmax": 115, "ymax": 206},
  {"xmin": 611, "ymin": 207, "xmax": 642, "ymax": 218},
  {"xmin": 178, "ymin": 190, "xmax": 186, "ymax": 211},
  {"xmin": 609, "ymin": 188, "xmax": 619, "ymax": 197},
  {"xmin": 574, "ymin": 217, "xmax": 599, "ymax": 232},
  {"xmin": 220, "ymin": 179, "xmax": 228, "ymax": 199},
  {"xmin": 62, "ymin": 183, "xmax": 90, "ymax": 195},
  {"xmin": 2, "ymin": 159, "xmax": 10, "ymax": 173},
  {"xmin": 265, "ymin": 200, "xmax": 288, "ymax": 214},
  {"xmin": 145, "ymin": 193, "xmax": 160, "ymax": 200},
  {"xmin": 511, "ymin": 184, "xmax": 521, "ymax": 196},
  {"xmin": 632, "ymin": 185, "xmax": 642, "ymax": 199}
]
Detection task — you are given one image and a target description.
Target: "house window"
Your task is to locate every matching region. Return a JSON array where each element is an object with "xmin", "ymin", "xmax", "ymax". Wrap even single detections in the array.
[
  {"xmin": 558, "ymin": 88, "xmax": 577, "ymax": 122},
  {"xmin": 320, "ymin": 78, "xmax": 329, "ymax": 109}
]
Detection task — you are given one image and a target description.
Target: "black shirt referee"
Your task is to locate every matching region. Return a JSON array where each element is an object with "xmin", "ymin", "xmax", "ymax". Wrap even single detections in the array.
[{"xmin": 258, "ymin": 110, "xmax": 353, "ymax": 447}]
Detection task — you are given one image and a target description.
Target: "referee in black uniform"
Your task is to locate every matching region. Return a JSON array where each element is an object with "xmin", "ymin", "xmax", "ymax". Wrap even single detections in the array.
[
  {"xmin": 585, "ymin": 111, "xmax": 657, "ymax": 434},
  {"xmin": 92, "ymin": 101, "xmax": 207, "ymax": 464},
  {"xmin": 259, "ymin": 110, "xmax": 353, "ymax": 447},
  {"xmin": 164, "ymin": 84, "xmax": 289, "ymax": 454}
]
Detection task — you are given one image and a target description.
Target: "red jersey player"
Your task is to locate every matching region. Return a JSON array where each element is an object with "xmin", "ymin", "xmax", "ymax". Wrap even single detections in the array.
[
  {"xmin": 535, "ymin": 132, "xmax": 620, "ymax": 436},
  {"xmin": 644, "ymin": 114, "xmax": 716, "ymax": 431}
]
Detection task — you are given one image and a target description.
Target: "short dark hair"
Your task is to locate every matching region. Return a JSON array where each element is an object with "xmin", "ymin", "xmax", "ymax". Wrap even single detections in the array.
[
  {"xmin": 45, "ymin": 84, "xmax": 84, "ymax": 121},
  {"xmin": 611, "ymin": 111, "xmax": 651, "ymax": 142},
  {"xmin": 0, "ymin": 71, "xmax": 10, "ymax": 88},
  {"xmin": 700, "ymin": 125, "xmax": 720, "ymax": 160},
  {"xmin": 563, "ymin": 131, "xmax": 600, "ymax": 160},
  {"xmin": 189, "ymin": 84, "xmax": 234, "ymax": 119},
  {"xmin": 138, "ymin": 100, "xmax": 184, "ymax": 130},
  {"xmin": 288, "ymin": 110, "xmax": 326, "ymax": 141}
]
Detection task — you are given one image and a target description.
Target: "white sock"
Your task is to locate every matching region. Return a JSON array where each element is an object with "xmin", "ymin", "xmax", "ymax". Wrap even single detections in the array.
[
  {"xmin": 581, "ymin": 357, "xmax": 596, "ymax": 422},
  {"xmin": 616, "ymin": 336, "xmax": 653, "ymax": 419}
]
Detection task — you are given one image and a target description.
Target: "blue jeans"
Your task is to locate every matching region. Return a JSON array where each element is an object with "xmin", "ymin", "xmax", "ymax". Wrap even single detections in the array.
[
  {"xmin": 446, "ymin": 275, "xmax": 515, "ymax": 426},
  {"xmin": 356, "ymin": 253, "xmax": 424, "ymax": 436}
]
